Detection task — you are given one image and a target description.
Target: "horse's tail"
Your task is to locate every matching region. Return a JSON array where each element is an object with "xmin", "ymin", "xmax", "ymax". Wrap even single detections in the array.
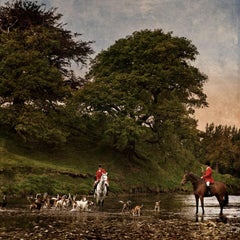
[{"xmin": 223, "ymin": 191, "xmax": 229, "ymax": 206}]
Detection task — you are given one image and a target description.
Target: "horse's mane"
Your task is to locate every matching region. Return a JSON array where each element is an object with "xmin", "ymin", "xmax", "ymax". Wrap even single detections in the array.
[
  {"xmin": 187, "ymin": 172, "xmax": 204, "ymax": 183},
  {"xmin": 189, "ymin": 172, "xmax": 200, "ymax": 179}
]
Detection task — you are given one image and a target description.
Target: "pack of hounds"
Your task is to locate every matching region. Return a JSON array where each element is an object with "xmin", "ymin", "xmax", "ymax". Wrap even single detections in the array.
[
  {"xmin": 29, "ymin": 194, "xmax": 161, "ymax": 216},
  {"xmin": 1, "ymin": 193, "xmax": 161, "ymax": 216},
  {"xmin": 27, "ymin": 193, "xmax": 94, "ymax": 212}
]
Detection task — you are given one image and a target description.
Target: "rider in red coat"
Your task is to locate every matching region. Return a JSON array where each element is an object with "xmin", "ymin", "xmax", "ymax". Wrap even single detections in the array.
[
  {"xmin": 201, "ymin": 161, "xmax": 214, "ymax": 195},
  {"xmin": 95, "ymin": 165, "xmax": 106, "ymax": 181},
  {"xmin": 90, "ymin": 164, "xmax": 109, "ymax": 195}
]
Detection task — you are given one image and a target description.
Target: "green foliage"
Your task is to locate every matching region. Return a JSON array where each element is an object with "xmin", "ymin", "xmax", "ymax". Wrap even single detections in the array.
[
  {"xmin": 76, "ymin": 29, "xmax": 207, "ymax": 157},
  {"xmin": 0, "ymin": 0, "xmax": 93, "ymax": 145},
  {"xmin": 1, "ymin": 130, "xmax": 239, "ymax": 196},
  {"xmin": 199, "ymin": 123, "xmax": 240, "ymax": 177},
  {"xmin": 0, "ymin": 2, "xmax": 238, "ymax": 196},
  {"xmin": 16, "ymin": 175, "xmax": 56, "ymax": 196}
]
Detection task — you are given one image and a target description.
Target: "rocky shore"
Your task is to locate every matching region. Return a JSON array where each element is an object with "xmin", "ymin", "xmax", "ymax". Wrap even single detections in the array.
[{"xmin": 0, "ymin": 212, "xmax": 239, "ymax": 240}]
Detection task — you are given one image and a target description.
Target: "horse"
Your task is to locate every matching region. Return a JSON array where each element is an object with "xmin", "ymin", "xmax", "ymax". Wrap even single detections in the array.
[
  {"xmin": 94, "ymin": 172, "xmax": 108, "ymax": 210},
  {"xmin": 181, "ymin": 172, "xmax": 228, "ymax": 215}
]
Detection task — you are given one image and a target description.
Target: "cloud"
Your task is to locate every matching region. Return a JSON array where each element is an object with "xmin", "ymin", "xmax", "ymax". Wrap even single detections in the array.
[{"xmin": 41, "ymin": 0, "xmax": 238, "ymax": 72}]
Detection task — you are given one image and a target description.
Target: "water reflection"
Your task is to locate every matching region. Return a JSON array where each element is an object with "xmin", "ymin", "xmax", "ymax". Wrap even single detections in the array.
[
  {"xmin": 181, "ymin": 194, "xmax": 240, "ymax": 221},
  {"xmin": 0, "ymin": 194, "xmax": 239, "ymax": 231}
]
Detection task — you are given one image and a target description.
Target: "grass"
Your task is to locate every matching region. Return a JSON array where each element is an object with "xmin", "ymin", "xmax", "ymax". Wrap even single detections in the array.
[{"xmin": 0, "ymin": 134, "xmax": 239, "ymax": 196}]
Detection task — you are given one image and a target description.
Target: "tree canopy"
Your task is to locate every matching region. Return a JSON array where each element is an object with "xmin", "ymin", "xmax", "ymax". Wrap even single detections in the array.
[
  {"xmin": 199, "ymin": 123, "xmax": 240, "ymax": 177},
  {"xmin": 0, "ymin": 0, "xmax": 93, "ymax": 144},
  {"xmin": 76, "ymin": 29, "xmax": 208, "ymax": 156}
]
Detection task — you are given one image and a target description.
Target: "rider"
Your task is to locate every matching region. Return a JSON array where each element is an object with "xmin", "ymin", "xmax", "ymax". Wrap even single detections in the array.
[
  {"xmin": 91, "ymin": 164, "xmax": 109, "ymax": 195},
  {"xmin": 201, "ymin": 161, "xmax": 214, "ymax": 196}
]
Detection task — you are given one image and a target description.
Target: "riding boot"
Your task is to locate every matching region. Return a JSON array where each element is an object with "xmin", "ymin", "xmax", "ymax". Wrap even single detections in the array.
[
  {"xmin": 206, "ymin": 186, "xmax": 211, "ymax": 196},
  {"xmin": 106, "ymin": 185, "xmax": 109, "ymax": 196}
]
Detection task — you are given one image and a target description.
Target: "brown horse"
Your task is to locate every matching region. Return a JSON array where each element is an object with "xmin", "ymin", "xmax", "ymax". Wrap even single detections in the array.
[{"xmin": 181, "ymin": 172, "xmax": 228, "ymax": 215}]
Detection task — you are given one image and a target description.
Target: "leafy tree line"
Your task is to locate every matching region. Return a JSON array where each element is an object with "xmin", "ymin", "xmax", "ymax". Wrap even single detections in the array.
[
  {"xmin": 0, "ymin": 1, "xmax": 207, "ymax": 153},
  {"xmin": 2, "ymin": 0, "xmax": 239, "ymax": 179},
  {"xmin": 199, "ymin": 123, "xmax": 240, "ymax": 177}
]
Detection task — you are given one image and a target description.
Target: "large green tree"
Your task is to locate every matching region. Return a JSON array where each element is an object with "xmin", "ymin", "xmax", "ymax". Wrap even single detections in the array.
[
  {"xmin": 0, "ymin": 0, "xmax": 93, "ymax": 144},
  {"xmin": 76, "ymin": 29, "xmax": 208, "ymax": 156}
]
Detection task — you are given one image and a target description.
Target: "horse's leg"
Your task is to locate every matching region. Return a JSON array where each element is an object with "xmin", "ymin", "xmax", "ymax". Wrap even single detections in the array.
[
  {"xmin": 101, "ymin": 200, "xmax": 104, "ymax": 211},
  {"xmin": 215, "ymin": 195, "xmax": 224, "ymax": 215},
  {"xmin": 96, "ymin": 199, "xmax": 100, "ymax": 211},
  {"xmin": 195, "ymin": 195, "xmax": 199, "ymax": 215},
  {"xmin": 200, "ymin": 196, "xmax": 204, "ymax": 215}
]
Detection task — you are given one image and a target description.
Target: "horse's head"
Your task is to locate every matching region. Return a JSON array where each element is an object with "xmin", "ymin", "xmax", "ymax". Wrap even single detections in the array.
[
  {"xmin": 181, "ymin": 172, "xmax": 202, "ymax": 186},
  {"xmin": 181, "ymin": 172, "xmax": 191, "ymax": 185},
  {"xmin": 101, "ymin": 172, "xmax": 108, "ymax": 182}
]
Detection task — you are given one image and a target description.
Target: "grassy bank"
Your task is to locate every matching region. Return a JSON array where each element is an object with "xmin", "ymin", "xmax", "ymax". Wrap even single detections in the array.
[{"xmin": 0, "ymin": 134, "xmax": 239, "ymax": 197}]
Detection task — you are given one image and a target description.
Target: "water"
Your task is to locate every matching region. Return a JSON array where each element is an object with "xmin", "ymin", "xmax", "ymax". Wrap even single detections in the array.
[
  {"xmin": 181, "ymin": 194, "xmax": 240, "ymax": 221},
  {"xmin": 106, "ymin": 193, "xmax": 240, "ymax": 221},
  {"xmin": 0, "ymin": 194, "xmax": 239, "ymax": 232}
]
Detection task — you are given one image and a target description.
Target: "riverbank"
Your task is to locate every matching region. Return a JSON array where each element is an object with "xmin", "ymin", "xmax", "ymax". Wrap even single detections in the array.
[
  {"xmin": 0, "ymin": 210, "xmax": 239, "ymax": 240},
  {"xmin": 1, "ymin": 134, "xmax": 240, "ymax": 196}
]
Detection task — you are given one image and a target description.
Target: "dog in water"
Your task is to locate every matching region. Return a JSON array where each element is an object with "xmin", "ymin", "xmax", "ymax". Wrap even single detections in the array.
[
  {"xmin": 0, "ymin": 195, "xmax": 7, "ymax": 209},
  {"xmin": 131, "ymin": 204, "xmax": 143, "ymax": 216},
  {"xmin": 154, "ymin": 201, "xmax": 161, "ymax": 212},
  {"xmin": 28, "ymin": 194, "xmax": 43, "ymax": 211},
  {"xmin": 119, "ymin": 200, "xmax": 132, "ymax": 214},
  {"xmin": 71, "ymin": 196, "xmax": 94, "ymax": 212}
]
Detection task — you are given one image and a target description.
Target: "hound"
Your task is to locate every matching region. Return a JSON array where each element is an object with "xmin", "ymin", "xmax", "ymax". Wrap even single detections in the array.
[
  {"xmin": 44, "ymin": 194, "xmax": 60, "ymax": 208},
  {"xmin": 27, "ymin": 194, "xmax": 43, "ymax": 211},
  {"xmin": 62, "ymin": 193, "xmax": 73, "ymax": 208},
  {"xmin": 154, "ymin": 201, "xmax": 161, "ymax": 212},
  {"xmin": 55, "ymin": 195, "xmax": 68, "ymax": 210},
  {"xmin": 0, "ymin": 195, "xmax": 7, "ymax": 209},
  {"xmin": 119, "ymin": 200, "xmax": 132, "ymax": 214},
  {"xmin": 71, "ymin": 197, "xmax": 94, "ymax": 212},
  {"xmin": 131, "ymin": 204, "xmax": 143, "ymax": 216}
]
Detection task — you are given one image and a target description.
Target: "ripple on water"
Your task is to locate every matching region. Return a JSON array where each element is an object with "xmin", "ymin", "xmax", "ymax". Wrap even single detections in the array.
[{"xmin": 0, "ymin": 194, "xmax": 239, "ymax": 232}]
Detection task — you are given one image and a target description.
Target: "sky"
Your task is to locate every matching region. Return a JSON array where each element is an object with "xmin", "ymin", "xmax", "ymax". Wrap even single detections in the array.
[{"xmin": 1, "ymin": 0, "xmax": 239, "ymax": 130}]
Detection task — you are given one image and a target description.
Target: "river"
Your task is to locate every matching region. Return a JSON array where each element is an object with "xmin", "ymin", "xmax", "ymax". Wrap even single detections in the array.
[{"xmin": 0, "ymin": 193, "xmax": 239, "ymax": 239}]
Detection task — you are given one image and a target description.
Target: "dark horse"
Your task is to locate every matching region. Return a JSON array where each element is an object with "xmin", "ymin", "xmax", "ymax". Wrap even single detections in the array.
[{"xmin": 181, "ymin": 172, "xmax": 228, "ymax": 215}]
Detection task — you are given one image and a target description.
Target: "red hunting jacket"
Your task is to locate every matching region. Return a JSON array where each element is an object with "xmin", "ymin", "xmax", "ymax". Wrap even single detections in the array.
[
  {"xmin": 202, "ymin": 166, "xmax": 214, "ymax": 184},
  {"xmin": 96, "ymin": 168, "xmax": 106, "ymax": 181}
]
